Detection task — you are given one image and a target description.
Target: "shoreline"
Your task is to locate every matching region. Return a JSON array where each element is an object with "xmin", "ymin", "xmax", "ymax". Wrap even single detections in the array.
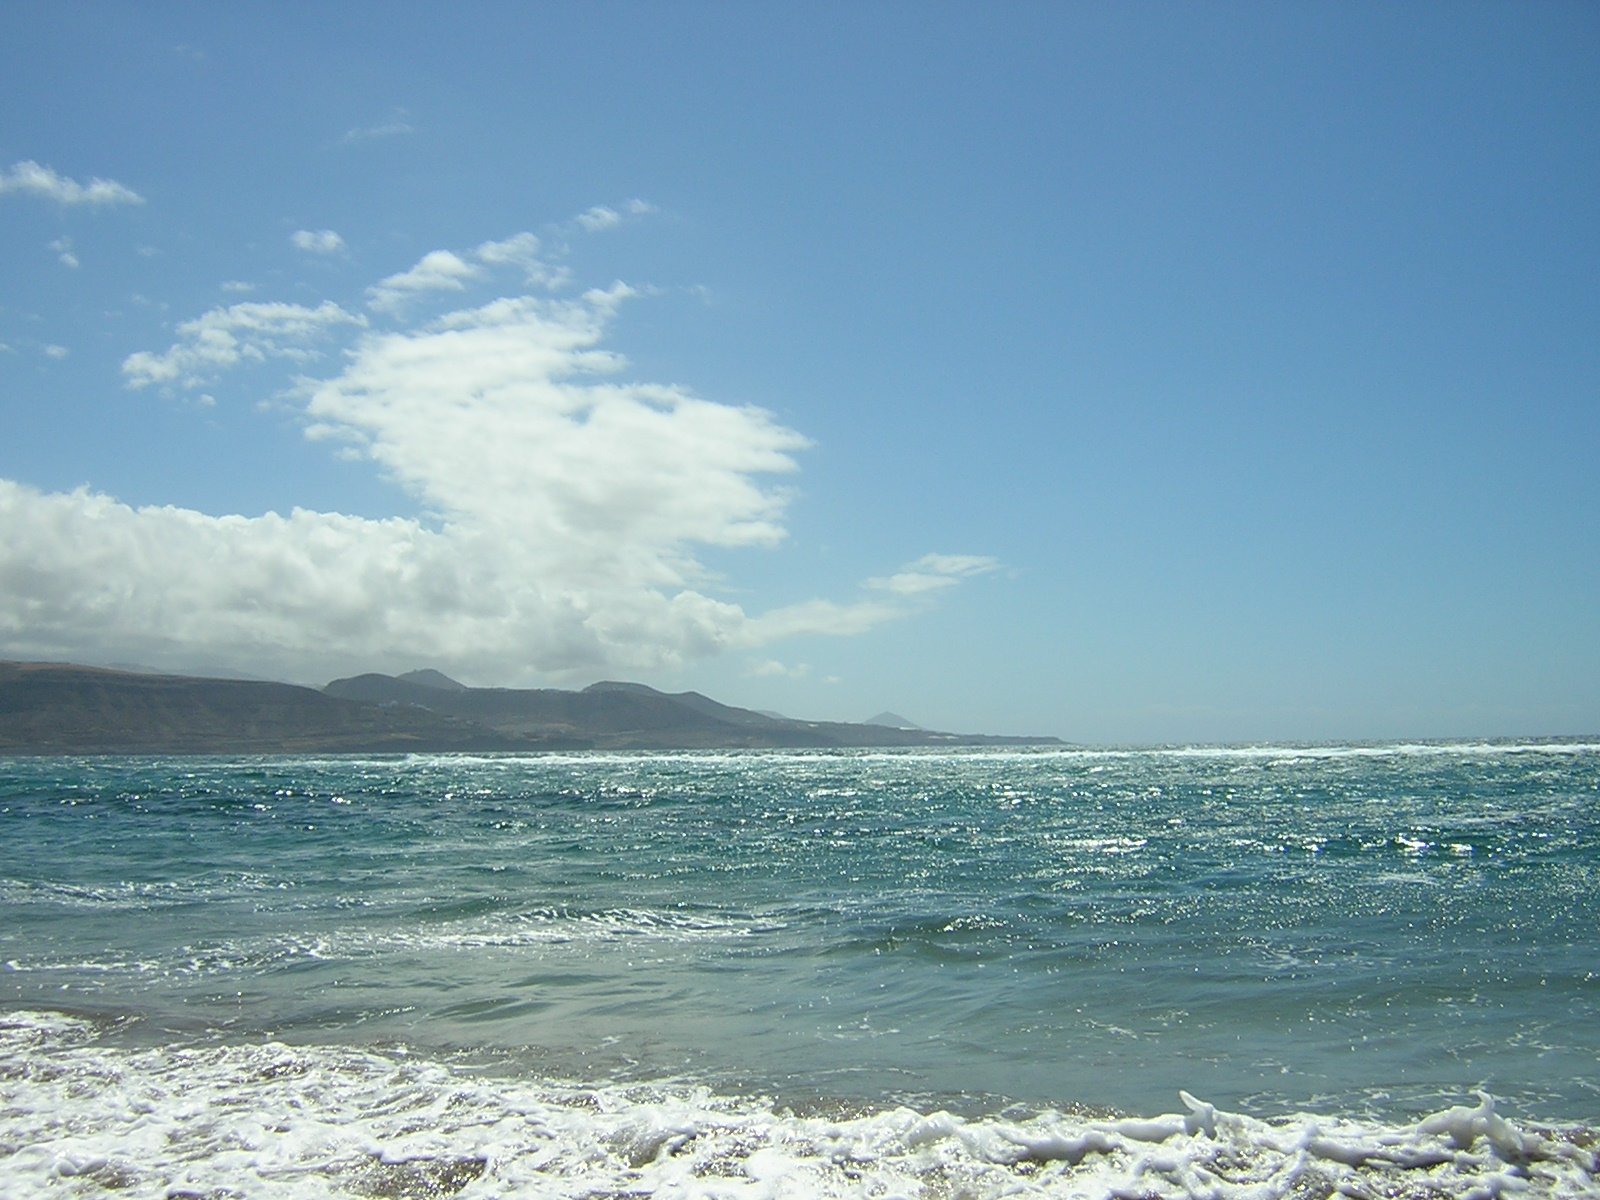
[{"xmin": 6, "ymin": 1007, "xmax": 1597, "ymax": 1198}]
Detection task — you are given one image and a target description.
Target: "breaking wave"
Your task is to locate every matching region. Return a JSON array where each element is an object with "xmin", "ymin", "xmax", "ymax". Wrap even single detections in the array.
[{"xmin": 2, "ymin": 1011, "xmax": 1595, "ymax": 1199}]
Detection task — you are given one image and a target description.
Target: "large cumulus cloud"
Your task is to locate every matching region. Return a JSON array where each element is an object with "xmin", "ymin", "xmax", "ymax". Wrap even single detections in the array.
[{"xmin": 0, "ymin": 222, "xmax": 990, "ymax": 683}]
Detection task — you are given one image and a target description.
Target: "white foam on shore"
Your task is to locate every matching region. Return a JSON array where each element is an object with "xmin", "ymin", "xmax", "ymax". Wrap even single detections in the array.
[{"xmin": 3, "ymin": 1011, "xmax": 1595, "ymax": 1200}]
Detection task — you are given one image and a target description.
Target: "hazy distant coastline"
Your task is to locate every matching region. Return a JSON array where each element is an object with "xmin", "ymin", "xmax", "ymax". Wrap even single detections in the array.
[{"xmin": 0, "ymin": 661, "xmax": 1061, "ymax": 754}]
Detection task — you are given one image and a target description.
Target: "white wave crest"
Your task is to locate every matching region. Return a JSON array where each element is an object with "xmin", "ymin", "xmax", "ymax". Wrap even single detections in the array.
[
  {"xmin": 1, "ymin": 907, "xmax": 777, "ymax": 982},
  {"xmin": 1, "ymin": 1011, "xmax": 1594, "ymax": 1199}
]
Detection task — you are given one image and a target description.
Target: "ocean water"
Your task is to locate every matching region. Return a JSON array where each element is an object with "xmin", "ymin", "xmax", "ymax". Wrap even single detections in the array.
[{"xmin": 2, "ymin": 743, "xmax": 1597, "ymax": 1198}]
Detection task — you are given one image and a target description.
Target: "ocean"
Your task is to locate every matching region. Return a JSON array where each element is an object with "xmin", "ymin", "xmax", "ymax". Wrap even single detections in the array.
[{"xmin": 2, "ymin": 743, "xmax": 1597, "ymax": 1197}]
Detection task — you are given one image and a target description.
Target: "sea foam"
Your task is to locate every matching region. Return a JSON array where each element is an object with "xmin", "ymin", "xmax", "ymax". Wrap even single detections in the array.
[{"xmin": 3, "ymin": 1011, "xmax": 1595, "ymax": 1199}]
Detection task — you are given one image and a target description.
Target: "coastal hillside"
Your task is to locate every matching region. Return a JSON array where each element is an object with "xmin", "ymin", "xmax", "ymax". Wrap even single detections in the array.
[
  {"xmin": 0, "ymin": 661, "xmax": 536, "ymax": 754},
  {"xmin": 321, "ymin": 673, "xmax": 1059, "ymax": 750},
  {"xmin": 0, "ymin": 662, "xmax": 1060, "ymax": 754}
]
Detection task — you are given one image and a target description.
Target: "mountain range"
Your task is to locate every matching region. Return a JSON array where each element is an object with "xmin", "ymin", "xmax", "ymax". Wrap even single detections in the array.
[{"xmin": 0, "ymin": 661, "xmax": 1060, "ymax": 754}]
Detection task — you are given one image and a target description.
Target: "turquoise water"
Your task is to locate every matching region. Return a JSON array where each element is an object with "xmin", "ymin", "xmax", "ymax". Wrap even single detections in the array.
[{"xmin": 3, "ymin": 744, "xmax": 1598, "ymax": 1197}]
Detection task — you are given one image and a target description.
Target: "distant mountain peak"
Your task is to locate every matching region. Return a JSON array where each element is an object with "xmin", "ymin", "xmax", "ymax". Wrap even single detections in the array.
[
  {"xmin": 398, "ymin": 669, "xmax": 467, "ymax": 691},
  {"xmin": 864, "ymin": 711, "xmax": 922, "ymax": 730}
]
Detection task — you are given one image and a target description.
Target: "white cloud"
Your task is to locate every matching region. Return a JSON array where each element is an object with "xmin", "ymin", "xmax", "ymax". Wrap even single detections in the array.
[
  {"xmin": 748, "ymin": 659, "xmax": 810, "ymax": 679},
  {"xmin": 291, "ymin": 229, "xmax": 346, "ymax": 255},
  {"xmin": 42, "ymin": 344, "xmax": 69, "ymax": 360},
  {"xmin": 0, "ymin": 160, "xmax": 144, "ymax": 206},
  {"xmin": 475, "ymin": 232, "xmax": 540, "ymax": 266},
  {"xmin": 475, "ymin": 232, "xmax": 566, "ymax": 288},
  {"xmin": 0, "ymin": 481, "xmax": 469, "ymax": 679},
  {"xmin": 867, "ymin": 553, "xmax": 1000, "ymax": 596},
  {"xmin": 577, "ymin": 206, "xmax": 623, "ymax": 233},
  {"xmin": 342, "ymin": 118, "xmax": 415, "ymax": 144},
  {"xmin": 2, "ymin": 227, "xmax": 992, "ymax": 684},
  {"xmin": 305, "ymin": 287, "xmax": 808, "ymax": 564},
  {"xmin": 49, "ymin": 237, "xmax": 79, "ymax": 269},
  {"xmin": 121, "ymin": 300, "xmax": 366, "ymax": 389},
  {"xmin": 735, "ymin": 553, "xmax": 1001, "ymax": 644},
  {"xmin": 366, "ymin": 250, "xmax": 481, "ymax": 312},
  {"xmin": 741, "ymin": 597, "xmax": 906, "ymax": 642},
  {"xmin": 575, "ymin": 200, "xmax": 656, "ymax": 233}
]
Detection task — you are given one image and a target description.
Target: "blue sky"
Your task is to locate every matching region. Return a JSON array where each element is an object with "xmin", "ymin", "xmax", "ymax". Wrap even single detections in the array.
[{"xmin": 2, "ymin": 2, "xmax": 1596, "ymax": 744}]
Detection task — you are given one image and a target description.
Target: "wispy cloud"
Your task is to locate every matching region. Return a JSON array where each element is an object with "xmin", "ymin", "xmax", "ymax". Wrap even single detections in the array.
[
  {"xmin": 575, "ymin": 200, "xmax": 657, "ymax": 233},
  {"xmin": 342, "ymin": 115, "xmax": 415, "ymax": 144},
  {"xmin": 741, "ymin": 597, "xmax": 906, "ymax": 642},
  {"xmin": 121, "ymin": 300, "xmax": 366, "ymax": 390},
  {"xmin": 868, "ymin": 553, "xmax": 1000, "ymax": 596},
  {"xmin": 0, "ymin": 160, "xmax": 144, "ymax": 206},
  {"xmin": 739, "ymin": 554, "xmax": 1002, "ymax": 642},
  {"xmin": 748, "ymin": 659, "xmax": 811, "ymax": 679},
  {"xmin": 2, "ymin": 220, "xmax": 992, "ymax": 684},
  {"xmin": 48, "ymin": 237, "xmax": 78, "ymax": 269},
  {"xmin": 475, "ymin": 232, "xmax": 567, "ymax": 289},
  {"xmin": 291, "ymin": 228, "xmax": 346, "ymax": 255}
]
